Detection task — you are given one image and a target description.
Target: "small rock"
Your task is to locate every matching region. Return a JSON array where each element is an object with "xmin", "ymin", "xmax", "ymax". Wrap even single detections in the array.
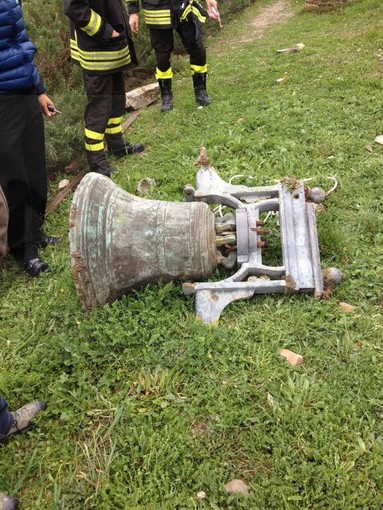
[
  {"xmin": 374, "ymin": 135, "xmax": 383, "ymax": 145},
  {"xmin": 365, "ymin": 145, "xmax": 373, "ymax": 153},
  {"xmin": 280, "ymin": 348, "xmax": 303, "ymax": 366},
  {"xmin": 125, "ymin": 82, "xmax": 160, "ymax": 111},
  {"xmin": 225, "ymin": 479, "xmax": 249, "ymax": 496},
  {"xmin": 307, "ymin": 186, "xmax": 327, "ymax": 203},
  {"xmin": 58, "ymin": 179, "xmax": 69, "ymax": 190},
  {"xmin": 135, "ymin": 177, "xmax": 156, "ymax": 196},
  {"xmin": 323, "ymin": 267, "xmax": 343, "ymax": 285},
  {"xmin": 64, "ymin": 161, "xmax": 79, "ymax": 174},
  {"xmin": 339, "ymin": 301, "xmax": 355, "ymax": 313},
  {"xmin": 277, "ymin": 43, "xmax": 305, "ymax": 54},
  {"xmin": 196, "ymin": 491, "xmax": 206, "ymax": 499}
]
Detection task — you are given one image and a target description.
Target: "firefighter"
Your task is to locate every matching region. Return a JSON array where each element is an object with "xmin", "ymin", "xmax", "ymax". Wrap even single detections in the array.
[
  {"xmin": 63, "ymin": 0, "xmax": 144, "ymax": 177},
  {"xmin": 127, "ymin": 0, "xmax": 219, "ymax": 112}
]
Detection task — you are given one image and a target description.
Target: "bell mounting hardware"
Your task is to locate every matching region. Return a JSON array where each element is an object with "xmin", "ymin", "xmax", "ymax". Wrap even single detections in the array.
[{"xmin": 182, "ymin": 148, "xmax": 336, "ymax": 324}]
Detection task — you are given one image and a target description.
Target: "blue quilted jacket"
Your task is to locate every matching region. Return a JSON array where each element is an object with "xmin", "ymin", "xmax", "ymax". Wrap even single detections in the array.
[{"xmin": 0, "ymin": 0, "xmax": 45, "ymax": 93}]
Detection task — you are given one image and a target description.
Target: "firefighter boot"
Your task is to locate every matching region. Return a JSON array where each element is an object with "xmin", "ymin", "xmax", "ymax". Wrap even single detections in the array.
[
  {"xmin": 106, "ymin": 134, "xmax": 144, "ymax": 158},
  {"xmin": 87, "ymin": 152, "xmax": 114, "ymax": 178},
  {"xmin": 0, "ymin": 401, "xmax": 47, "ymax": 443},
  {"xmin": 0, "ymin": 492, "xmax": 18, "ymax": 510},
  {"xmin": 158, "ymin": 79, "xmax": 173, "ymax": 112},
  {"xmin": 192, "ymin": 73, "xmax": 212, "ymax": 107}
]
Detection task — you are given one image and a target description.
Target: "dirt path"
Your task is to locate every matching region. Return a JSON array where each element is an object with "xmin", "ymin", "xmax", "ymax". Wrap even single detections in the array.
[{"xmin": 237, "ymin": 0, "xmax": 294, "ymax": 44}]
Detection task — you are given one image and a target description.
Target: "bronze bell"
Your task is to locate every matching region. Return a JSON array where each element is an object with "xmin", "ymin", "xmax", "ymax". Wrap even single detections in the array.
[{"xmin": 69, "ymin": 172, "xmax": 218, "ymax": 311}]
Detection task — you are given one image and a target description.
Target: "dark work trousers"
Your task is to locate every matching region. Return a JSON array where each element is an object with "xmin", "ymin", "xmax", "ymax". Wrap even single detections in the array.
[
  {"xmin": 149, "ymin": 21, "xmax": 206, "ymax": 72},
  {"xmin": 0, "ymin": 93, "xmax": 47, "ymax": 262},
  {"xmin": 83, "ymin": 71, "xmax": 126, "ymax": 165},
  {"xmin": 0, "ymin": 396, "xmax": 13, "ymax": 437}
]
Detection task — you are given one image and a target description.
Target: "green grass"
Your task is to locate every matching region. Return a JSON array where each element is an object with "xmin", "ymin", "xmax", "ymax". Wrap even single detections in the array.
[{"xmin": 1, "ymin": 0, "xmax": 383, "ymax": 507}]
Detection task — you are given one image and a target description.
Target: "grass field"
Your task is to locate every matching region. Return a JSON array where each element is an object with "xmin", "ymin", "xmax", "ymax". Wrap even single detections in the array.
[{"xmin": 1, "ymin": 0, "xmax": 383, "ymax": 508}]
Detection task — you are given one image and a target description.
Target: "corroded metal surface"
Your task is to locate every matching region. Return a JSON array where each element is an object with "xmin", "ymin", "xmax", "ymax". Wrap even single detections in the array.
[{"xmin": 69, "ymin": 173, "xmax": 217, "ymax": 311}]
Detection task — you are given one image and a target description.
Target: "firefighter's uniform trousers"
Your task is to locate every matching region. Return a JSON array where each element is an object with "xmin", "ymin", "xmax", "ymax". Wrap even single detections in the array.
[
  {"xmin": 127, "ymin": 0, "xmax": 208, "ymax": 81},
  {"xmin": 63, "ymin": 0, "xmax": 137, "ymax": 168},
  {"xmin": 83, "ymin": 72, "xmax": 126, "ymax": 165}
]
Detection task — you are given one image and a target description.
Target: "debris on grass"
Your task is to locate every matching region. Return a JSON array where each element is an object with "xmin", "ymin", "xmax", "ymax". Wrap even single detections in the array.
[
  {"xmin": 338, "ymin": 301, "xmax": 355, "ymax": 313},
  {"xmin": 225, "ymin": 479, "xmax": 249, "ymax": 496},
  {"xmin": 64, "ymin": 161, "xmax": 79, "ymax": 174},
  {"xmin": 277, "ymin": 43, "xmax": 305, "ymax": 54},
  {"xmin": 58, "ymin": 179, "xmax": 69, "ymax": 190},
  {"xmin": 322, "ymin": 267, "xmax": 343, "ymax": 299},
  {"xmin": 196, "ymin": 491, "xmax": 206, "ymax": 499},
  {"xmin": 135, "ymin": 177, "xmax": 156, "ymax": 196},
  {"xmin": 125, "ymin": 82, "xmax": 160, "ymax": 111},
  {"xmin": 280, "ymin": 348, "xmax": 303, "ymax": 366},
  {"xmin": 374, "ymin": 135, "xmax": 383, "ymax": 145}
]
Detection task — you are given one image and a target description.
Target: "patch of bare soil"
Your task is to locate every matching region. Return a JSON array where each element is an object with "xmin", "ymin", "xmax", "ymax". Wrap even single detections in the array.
[{"xmin": 238, "ymin": 0, "xmax": 294, "ymax": 44}]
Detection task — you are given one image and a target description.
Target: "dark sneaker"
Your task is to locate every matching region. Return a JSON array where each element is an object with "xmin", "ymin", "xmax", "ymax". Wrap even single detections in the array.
[
  {"xmin": 37, "ymin": 235, "xmax": 63, "ymax": 249},
  {"xmin": 108, "ymin": 142, "xmax": 144, "ymax": 158},
  {"xmin": 23, "ymin": 258, "xmax": 50, "ymax": 277},
  {"xmin": 0, "ymin": 492, "xmax": 19, "ymax": 510},
  {"xmin": 0, "ymin": 401, "xmax": 47, "ymax": 442}
]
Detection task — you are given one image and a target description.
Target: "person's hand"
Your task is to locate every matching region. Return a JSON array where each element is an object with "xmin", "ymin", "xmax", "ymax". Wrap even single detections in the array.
[
  {"xmin": 38, "ymin": 93, "xmax": 57, "ymax": 117},
  {"xmin": 129, "ymin": 13, "xmax": 139, "ymax": 34},
  {"xmin": 206, "ymin": 0, "xmax": 218, "ymax": 11},
  {"xmin": 111, "ymin": 29, "xmax": 120, "ymax": 38}
]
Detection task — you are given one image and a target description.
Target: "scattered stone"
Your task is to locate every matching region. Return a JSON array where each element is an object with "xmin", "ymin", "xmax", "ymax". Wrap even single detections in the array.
[
  {"xmin": 339, "ymin": 301, "xmax": 355, "ymax": 313},
  {"xmin": 58, "ymin": 179, "xmax": 69, "ymax": 190},
  {"xmin": 280, "ymin": 348, "xmax": 303, "ymax": 366},
  {"xmin": 322, "ymin": 267, "xmax": 343, "ymax": 299},
  {"xmin": 306, "ymin": 186, "xmax": 327, "ymax": 203},
  {"xmin": 125, "ymin": 83, "xmax": 160, "ymax": 111},
  {"xmin": 64, "ymin": 161, "xmax": 79, "ymax": 174},
  {"xmin": 365, "ymin": 145, "xmax": 373, "ymax": 153},
  {"xmin": 277, "ymin": 43, "xmax": 305, "ymax": 54},
  {"xmin": 196, "ymin": 491, "xmax": 206, "ymax": 499},
  {"xmin": 225, "ymin": 479, "xmax": 249, "ymax": 496},
  {"xmin": 135, "ymin": 177, "xmax": 156, "ymax": 196},
  {"xmin": 374, "ymin": 135, "xmax": 383, "ymax": 145},
  {"xmin": 323, "ymin": 267, "xmax": 343, "ymax": 285}
]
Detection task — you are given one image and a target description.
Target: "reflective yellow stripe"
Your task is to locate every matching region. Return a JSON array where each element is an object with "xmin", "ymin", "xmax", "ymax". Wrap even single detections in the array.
[
  {"xmin": 85, "ymin": 141, "xmax": 105, "ymax": 151},
  {"xmin": 155, "ymin": 67, "xmax": 173, "ymax": 80},
  {"xmin": 180, "ymin": 4, "xmax": 206, "ymax": 23},
  {"xmin": 105, "ymin": 126, "xmax": 122, "ymax": 134},
  {"xmin": 71, "ymin": 51, "xmax": 131, "ymax": 71},
  {"xmin": 82, "ymin": 10, "xmax": 102, "ymax": 37},
  {"xmin": 190, "ymin": 64, "xmax": 208, "ymax": 74},
  {"xmin": 143, "ymin": 9, "xmax": 171, "ymax": 25},
  {"xmin": 108, "ymin": 116, "xmax": 123, "ymax": 126},
  {"xmin": 85, "ymin": 129, "xmax": 104, "ymax": 141},
  {"xmin": 70, "ymin": 38, "xmax": 131, "ymax": 71}
]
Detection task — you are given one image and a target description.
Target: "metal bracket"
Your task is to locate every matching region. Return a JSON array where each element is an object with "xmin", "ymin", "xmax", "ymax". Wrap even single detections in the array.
[{"xmin": 183, "ymin": 165, "xmax": 324, "ymax": 324}]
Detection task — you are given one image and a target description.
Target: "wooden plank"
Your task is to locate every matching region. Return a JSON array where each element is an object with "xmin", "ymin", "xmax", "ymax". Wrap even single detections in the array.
[
  {"xmin": 45, "ymin": 167, "xmax": 88, "ymax": 216},
  {"xmin": 122, "ymin": 110, "xmax": 140, "ymax": 132}
]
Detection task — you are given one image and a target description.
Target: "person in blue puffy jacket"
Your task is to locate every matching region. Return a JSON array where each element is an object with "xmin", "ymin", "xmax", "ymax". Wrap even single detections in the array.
[{"xmin": 0, "ymin": 0, "xmax": 61, "ymax": 277}]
